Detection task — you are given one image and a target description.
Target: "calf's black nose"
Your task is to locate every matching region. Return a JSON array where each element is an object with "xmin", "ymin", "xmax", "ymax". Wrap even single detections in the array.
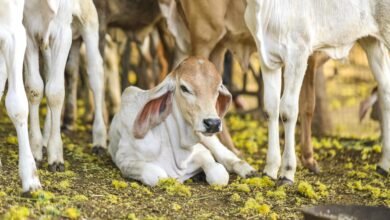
[{"xmin": 203, "ymin": 118, "xmax": 221, "ymax": 133}]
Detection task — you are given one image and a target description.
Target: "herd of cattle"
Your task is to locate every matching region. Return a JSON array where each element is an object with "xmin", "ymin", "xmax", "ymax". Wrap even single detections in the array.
[{"xmin": 0, "ymin": 0, "xmax": 389, "ymax": 194}]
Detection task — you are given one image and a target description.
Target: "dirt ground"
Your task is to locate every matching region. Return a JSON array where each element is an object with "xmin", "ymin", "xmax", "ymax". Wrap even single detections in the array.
[{"xmin": 0, "ymin": 109, "xmax": 389, "ymax": 219}]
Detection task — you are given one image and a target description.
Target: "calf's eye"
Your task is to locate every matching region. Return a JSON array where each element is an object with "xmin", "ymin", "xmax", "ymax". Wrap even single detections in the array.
[{"xmin": 180, "ymin": 85, "xmax": 191, "ymax": 94}]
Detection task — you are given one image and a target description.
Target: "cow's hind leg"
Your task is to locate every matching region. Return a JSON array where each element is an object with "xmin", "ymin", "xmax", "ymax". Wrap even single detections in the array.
[
  {"xmin": 299, "ymin": 53, "xmax": 329, "ymax": 174},
  {"xmin": 2, "ymin": 25, "xmax": 41, "ymax": 193},
  {"xmin": 63, "ymin": 38, "xmax": 82, "ymax": 131},
  {"xmin": 24, "ymin": 37, "xmax": 45, "ymax": 163},
  {"xmin": 0, "ymin": 59, "xmax": 5, "ymax": 167},
  {"xmin": 359, "ymin": 37, "xmax": 390, "ymax": 175},
  {"xmin": 45, "ymin": 26, "xmax": 73, "ymax": 172},
  {"xmin": 80, "ymin": 16, "xmax": 107, "ymax": 155}
]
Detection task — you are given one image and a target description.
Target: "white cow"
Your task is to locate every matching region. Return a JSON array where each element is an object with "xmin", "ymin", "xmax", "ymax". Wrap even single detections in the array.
[
  {"xmin": 0, "ymin": 0, "xmax": 41, "ymax": 193},
  {"xmin": 245, "ymin": 0, "xmax": 390, "ymax": 183},
  {"xmin": 23, "ymin": 0, "xmax": 106, "ymax": 171},
  {"xmin": 108, "ymin": 57, "xmax": 256, "ymax": 186}
]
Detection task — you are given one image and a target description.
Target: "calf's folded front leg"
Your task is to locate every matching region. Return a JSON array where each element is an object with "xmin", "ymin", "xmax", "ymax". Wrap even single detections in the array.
[
  {"xmin": 186, "ymin": 144, "xmax": 229, "ymax": 186},
  {"xmin": 200, "ymin": 136, "xmax": 257, "ymax": 178}
]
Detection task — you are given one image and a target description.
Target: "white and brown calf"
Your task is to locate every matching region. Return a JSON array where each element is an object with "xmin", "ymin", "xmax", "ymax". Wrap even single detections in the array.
[
  {"xmin": 23, "ymin": 0, "xmax": 106, "ymax": 171},
  {"xmin": 108, "ymin": 57, "xmax": 256, "ymax": 186}
]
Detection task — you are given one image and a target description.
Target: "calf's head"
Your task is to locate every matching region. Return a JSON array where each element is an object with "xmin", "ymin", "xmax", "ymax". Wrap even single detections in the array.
[{"xmin": 133, "ymin": 57, "xmax": 232, "ymax": 139}]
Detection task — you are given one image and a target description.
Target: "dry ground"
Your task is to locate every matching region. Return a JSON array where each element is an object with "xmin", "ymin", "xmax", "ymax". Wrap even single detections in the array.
[{"xmin": 0, "ymin": 110, "xmax": 389, "ymax": 219}]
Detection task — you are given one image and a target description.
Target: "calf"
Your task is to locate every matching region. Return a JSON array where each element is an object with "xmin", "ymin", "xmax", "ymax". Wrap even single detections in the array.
[
  {"xmin": 108, "ymin": 57, "xmax": 256, "ymax": 186},
  {"xmin": 245, "ymin": 0, "xmax": 390, "ymax": 183},
  {"xmin": 23, "ymin": 0, "xmax": 106, "ymax": 170},
  {"xmin": 0, "ymin": 0, "xmax": 41, "ymax": 193}
]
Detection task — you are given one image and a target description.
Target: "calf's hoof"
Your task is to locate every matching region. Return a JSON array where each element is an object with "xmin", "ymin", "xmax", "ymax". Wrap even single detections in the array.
[
  {"xmin": 376, "ymin": 166, "xmax": 388, "ymax": 177},
  {"xmin": 92, "ymin": 146, "xmax": 106, "ymax": 156},
  {"xmin": 48, "ymin": 162, "xmax": 65, "ymax": 172},
  {"xmin": 277, "ymin": 177, "xmax": 293, "ymax": 186},
  {"xmin": 233, "ymin": 161, "xmax": 257, "ymax": 178},
  {"xmin": 245, "ymin": 170, "xmax": 261, "ymax": 178}
]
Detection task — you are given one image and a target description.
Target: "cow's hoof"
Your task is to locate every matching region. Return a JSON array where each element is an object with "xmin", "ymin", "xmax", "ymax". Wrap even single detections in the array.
[
  {"xmin": 302, "ymin": 158, "xmax": 320, "ymax": 174},
  {"xmin": 61, "ymin": 120, "xmax": 75, "ymax": 132},
  {"xmin": 35, "ymin": 160, "xmax": 43, "ymax": 169},
  {"xmin": 304, "ymin": 163, "xmax": 321, "ymax": 175},
  {"xmin": 21, "ymin": 184, "xmax": 41, "ymax": 198},
  {"xmin": 233, "ymin": 161, "xmax": 257, "ymax": 178},
  {"xmin": 309, "ymin": 164, "xmax": 321, "ymax": 175},
  {"xmin": 277, "ymin": 177, "xmax": 293, "ymax": 186},
  {"xmin": 48, "ymin": 162, "xmax": 65, "ymax": 172},
  {"xmin": 262, "ymin": 172, "xmax": 277, "ymax": 181},
  {"xmin": 376, "ymin": 166, "xmax": 388, "ymax": 177},
  {"xmin": 21, "ymin": 191, "xmax": 33, "ymax": 198},
  {"xmin": 245, "ymin": 170, "xmax": 261, "ymax": 178},
  {"xmin": 42, "ymin": 147, "xmax": 47, "ymax": 157},
  {"xmin": 92, "ymin": 146, "xmax": 106, "ymax": 156}
]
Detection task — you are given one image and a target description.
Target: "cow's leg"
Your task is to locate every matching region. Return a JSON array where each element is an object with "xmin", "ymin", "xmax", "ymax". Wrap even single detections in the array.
[
  {"xmin": 25, "ymin": 37, "xmax": 44, "ymax": 163},
  {"xmin": 359, "ymin": 37, "xmax": 390, "ymax": 175},
  {"xmin": 0, "ymin": 59, "xmax": 6, "ymax": 166},
  {"xmin": 261, "ymin": 67, "xmax": 282, "ymax": 180},
  {"xmin": 118, "ymin": 160, "xmax": 168, "ymax": 187},
  {"xmin": 209, "ymin": 44, "xmax": 242, "ymax": 156},
  {"xmin": 42, "ymin": 106, "xmax": 51, "ymax": 150},
  {"xmin": 63, "ymin": 38, "xmax": 82, "ymax": 131},
  {"xmin": 45, "ymin": 26, "xmax": 72, "ymax": 172},
  {"xmin": 184, "ymin": 143, "xmax": 229, "ymax": 185},
  {"xmin": 299, "ymin": 53, "xmax": 329, "ymax": 174},
  {"xmin": 279, "ymin": 52, "xmax": 309, "ymax": 184},
  {"xmin": 80, "ymin": 22, "xmax": 107, "ymax": 155},
  {"xmin": 104, "ymin": 43, "xmax": 121, "ymax": 118},
  {"xmin": 200, "ymin": 136, "xmax": 256, "ymax": 178},
  {"xmin": 299, "ymin": 56, "xmax": 318, "ymax": 173},
  {"xmin": 3, "ymin": 25, "xmax": 41, "ymax": 192},
  {"xmin": 0, "ymin": 59, "xmax": 7, "ymax": 100}
]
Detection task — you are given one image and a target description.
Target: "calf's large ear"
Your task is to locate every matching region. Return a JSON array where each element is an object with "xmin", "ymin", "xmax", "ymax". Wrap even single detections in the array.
[
  {"xmin": 216, "ymin": 84, "xmax": 232, "ymax": 118},
  {"xmin": 133, "ymin": 75, "xmax": 175, "ymax": 138}
]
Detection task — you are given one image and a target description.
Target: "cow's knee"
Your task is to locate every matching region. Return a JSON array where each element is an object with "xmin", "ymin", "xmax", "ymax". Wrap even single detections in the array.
[
  {"xmin": 26, "ymin": 79, "xmax": 44, "ymax": 104},
  {"xmin": 141, "ymin": 164, "xmax": 168, "ymax": 186},
  {"xmin": 204, "ymin": 163, "xmax": 229, "ymax": 186},
  {"xmin": 280, "ymin": 98, "xmax": 299, "ymax": 123},
  {"xmin": 45, "ymin": 80, "xmax": 65, "ymax": 108}
]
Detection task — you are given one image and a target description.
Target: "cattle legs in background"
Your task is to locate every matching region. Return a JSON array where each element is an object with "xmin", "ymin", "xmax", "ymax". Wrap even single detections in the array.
[
  {"xmin": 299, "ymin": 53, "xmax": 330, "ymax": 174},
  {"xmin": 0, "ymin": 0, "xmax": 41, "ymax": 192},
  {"xmin": 359, "ymin": 37, "xmax": 390, "ymax": 175}
]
